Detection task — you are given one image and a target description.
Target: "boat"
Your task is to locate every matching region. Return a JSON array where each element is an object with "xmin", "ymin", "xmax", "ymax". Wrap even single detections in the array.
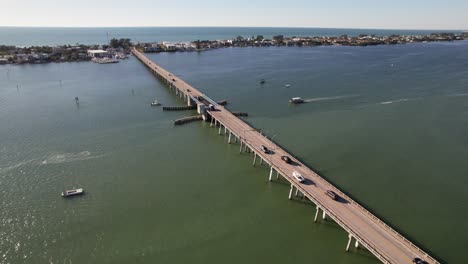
[
  {"xmin": 62, "ymin": 188, "xmax": 84, "ymax": 197},
  {"xmin": 285, "ymin": 84, "xmax": 291, "ymax": 87},
  {"xmin": 150, "ymin": 100, "xmax": 161, "ymax": 106},
  {"xmin": 92, "ymin": 57, "xmax": 119, "ymax": 64},
  {"xmin": 289, "ymin": 97, "xmax": 304, "ymax": 104},
  {"xmin": 260, "ymin": 79, "xmax": 266, "ymax": 84}
]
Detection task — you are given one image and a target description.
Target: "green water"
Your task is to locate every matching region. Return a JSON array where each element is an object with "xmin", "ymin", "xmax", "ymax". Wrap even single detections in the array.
[{"xmin": 1, "ymin": 42, "xmax": 468, "ymax": 263}]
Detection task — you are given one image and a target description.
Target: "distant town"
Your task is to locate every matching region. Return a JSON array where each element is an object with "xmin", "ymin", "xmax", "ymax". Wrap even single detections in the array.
[{"xmin": 1, "ymin": 32, "xmax": 467, "ymax": 65}]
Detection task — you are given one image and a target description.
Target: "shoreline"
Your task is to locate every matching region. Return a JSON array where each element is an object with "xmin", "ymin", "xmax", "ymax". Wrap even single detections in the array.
[{"xmin": 1, "ymin": 32, "xmax": 467, "ymax": 65}]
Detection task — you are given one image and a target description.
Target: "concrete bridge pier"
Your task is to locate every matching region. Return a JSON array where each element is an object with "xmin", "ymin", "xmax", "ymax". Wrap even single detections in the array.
[
  {"xmin": 228, "ymin": 132, "xmax": 232, "ymax": 144},
  {"xmin": 253, "ymin": 153, "xmax": 257, "ymax": 166},
  {"xmin": 268, "ymin": 166, "xmax": 274, "ymax": 181},
  {"xmin": 218, "ymin": 124, "xmax": 222, "ymax": 135},
  {"xmin": 346, "ymin": 234, "xmax": 354, "ymax": 252},
  {"xmin": 314, "ymin": 206, "xmax": 320, "ymax": 222},
  {"xmin": 288, "ymin": 184, "xmax": 295, "ymax": 200},
  {"xmin": 239, "ymin": 141, "xmax": 243, "ymax": 153},
  {"xmin": 210, "ymin": 118, "xmax": 214, "ymax": 127},
  {"xmin": 322, "ymin": 210, "xmax": 327, "ymax": 220}
]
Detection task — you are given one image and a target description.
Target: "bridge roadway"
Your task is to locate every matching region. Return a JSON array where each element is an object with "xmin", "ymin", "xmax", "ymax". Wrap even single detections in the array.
[{"xmin": 132, "ymin": 48, "xmax": 439, "ymax": 264}]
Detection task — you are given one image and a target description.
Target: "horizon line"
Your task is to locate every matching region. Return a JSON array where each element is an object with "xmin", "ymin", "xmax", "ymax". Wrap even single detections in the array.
[{"xmin": 0, "ymin": 25, "xmax": 466, "ymax": 32}]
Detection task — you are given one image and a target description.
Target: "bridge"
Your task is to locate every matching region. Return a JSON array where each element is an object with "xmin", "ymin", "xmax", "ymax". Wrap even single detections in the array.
[{"xmin": 132, "ymin": 48, "xmax": 439, "ymax": 264}]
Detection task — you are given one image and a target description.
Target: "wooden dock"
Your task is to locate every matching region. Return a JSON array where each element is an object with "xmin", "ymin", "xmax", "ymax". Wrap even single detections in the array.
[{"xmin": 132, "ymin": 48, "xmax": 439, "ymax": 264}]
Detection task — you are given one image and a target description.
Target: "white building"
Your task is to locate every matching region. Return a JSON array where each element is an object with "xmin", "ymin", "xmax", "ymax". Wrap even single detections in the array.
[{"xmin": 87, "ymin": 50, "xmax": 108, "ymax": 58}]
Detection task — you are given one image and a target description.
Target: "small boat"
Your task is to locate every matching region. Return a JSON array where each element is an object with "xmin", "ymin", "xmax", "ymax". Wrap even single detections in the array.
[
  {"xmin": 260, "ymin": 79, "xmax": 266, "ymax": 84},
  {"xmin": 289, "ymin": 97, "xmax": 304, "ymax": 104},
  {"xmin": 150, "ymin": 100, "xmax": 161, "ymax": 106},
  {"xmin": 285, "ymin": 84, "xmax": 291, "ymax": 88},
  {"xmin": 62, "ymin": 188, "xmax": 84, "ymax": 197}
]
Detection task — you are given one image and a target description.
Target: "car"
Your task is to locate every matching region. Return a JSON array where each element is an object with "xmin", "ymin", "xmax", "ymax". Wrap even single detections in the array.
[
  {"xmin": 292, "ymin": 171, "xmax": 305, "ymax": 183},
  {"xmin": 208, "ymin": 104, "xmax": 215, "ymax": 111},
  {"xmin": 412, "ymin": 258, "xmax": 428, "ymax": 264},
  {"xmin": 172, "ymin": 78, "xmax": 176, "ymax": 82},
  {"xmin": 326, "ymin": 190, "xmax": 338, "ymax": 200},
  {"xmin": 260, "ymin": 145, "xmax": 270, "ymax": 153},
  {"xmin": 281, "ymin": 155, "xmax": 292, "ymax": 164}
]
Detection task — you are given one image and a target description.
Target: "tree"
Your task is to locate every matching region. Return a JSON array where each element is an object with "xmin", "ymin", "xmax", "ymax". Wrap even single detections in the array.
[
  {"xmin": 255, "ymin": 35, "xmax": 264, "ymax": 41},
  {"xmin": 236, "ymin": 35, "xmax": 244, "ymax": 42},
  {"xmin": 272, "ymin": 35, "xmax": 284, "ymax": 44}
]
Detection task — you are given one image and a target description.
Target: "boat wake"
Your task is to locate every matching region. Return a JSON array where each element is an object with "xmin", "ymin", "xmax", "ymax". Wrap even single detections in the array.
[
  {"xmin": 446, "ymin": 93, "xmax": 468, "ymax": 97},
  {"xmin": 0, "ymin": 151, "xmax": 103, "ymax": 174},
  {"xmin": 378, "ymin": 98, "xmax": 410, "ymax": 105},
  {"xmin": 41, "ymin": 151, "xmax": 102, "ymax": 165},
  {"xmin": 303, "ymin": 95, "xmax": 359, "ymax": 103}
]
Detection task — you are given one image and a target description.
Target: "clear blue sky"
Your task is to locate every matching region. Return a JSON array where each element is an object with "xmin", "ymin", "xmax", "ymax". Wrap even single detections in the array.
[{"xmin": 2, "ymin": 0, "xmax": 467, "ymax": 30}]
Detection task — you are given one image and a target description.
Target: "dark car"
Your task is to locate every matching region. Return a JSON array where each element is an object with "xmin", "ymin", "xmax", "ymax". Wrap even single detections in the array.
[
  {"xmin": 172, "ymin": 78, "xmax": 176, "ymax": 82},
  {"xmin": 326, "ymin": 190, "xmax": 338, "ymax": 200},
  {"xmin": 413, "ymin": 258, "xmax": 428, "ymax": 264},
  {"xmin": 281, "ymin": 155, "xmax": 292, "ymax": 164},
  {"xmin": 260, "ymin": 145, "xmax": 270, "ymax": 153}
]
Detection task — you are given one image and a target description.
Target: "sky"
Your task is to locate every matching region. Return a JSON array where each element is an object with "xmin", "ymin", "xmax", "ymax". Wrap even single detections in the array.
[{"xmin": 0, "ymin": 0, "xmax": 467, "ymax": 30}]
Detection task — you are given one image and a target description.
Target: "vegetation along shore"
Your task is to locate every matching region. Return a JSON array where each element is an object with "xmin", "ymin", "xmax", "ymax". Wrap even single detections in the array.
[{"xmin": 1, "ymin": 33, "xmax": 467, "ymax": 65}]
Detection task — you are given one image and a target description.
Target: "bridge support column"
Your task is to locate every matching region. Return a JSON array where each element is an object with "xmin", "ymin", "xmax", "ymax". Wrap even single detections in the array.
[
  {"xmin": 253, "ymin": 153, "xmax": 257, "ymax": 166},
  {"xmin": 288, "ymin": 184, "xmax": 294, "ymax": 200},
  {"xmin": 268, "ymin": 167, "xmax": 274, "ymax": 181},
  {"xmin": 210, "ymin": 118, "xmax": 214, "ymax": 127},
  {"xmin": 355, "ymin": 240, "xmax": 359, "ymax": 249},
  {"xmin": 322, "ymin": 211, "xmax": 326, "ymax": 220},
  {"xmin": 224, "ymin": 126, "xmax": 227, "ymax": 134},
  {"xmin": 239, "ymin": 141, "xmax": 243, "ymax": 153},
  {"xmin": 276, "ymin": 171, "xmax": 279, "ymax": 180},
  {"xmin": 346, "ymin": 234, "xmax": 353, "ymax": 252},
  {"xmin": 314, "ymin": 206, "xmax": 320, "ymax": 222},
  {"xmin": 260, "ymin": 158, "xmax": 263, "ymax": 165},
  {"xmin": 218, "ymin": 125, "xmax": 222, "ymax": 135},
  {"xmin": 228, "ymin": 132, "xmax": 232, "ymax": 144},
  {"xmin": 295, "ymin": 187, "xmax": 300, "ymax": 197}
]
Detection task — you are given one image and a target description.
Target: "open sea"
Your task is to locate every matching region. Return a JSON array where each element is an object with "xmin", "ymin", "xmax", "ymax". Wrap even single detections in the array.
[
  {"xmin": 1, "ymin": 28, "xmax": 468, "ymax": 264},
  {"xmin": 0, "ymin": 27, "xmax": 463, "ymax": 46}
]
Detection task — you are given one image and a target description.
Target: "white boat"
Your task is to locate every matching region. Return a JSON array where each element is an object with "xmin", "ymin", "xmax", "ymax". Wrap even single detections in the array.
[
  {"xmin": 285, "ymin": 84, "xmax": 291, "ymax": 87},
  {"xmin": 62, "ymin": 188, "xmax": 84, "ymax": 197},
  {"xmin": 150, "ymin": 100, "xmax": 161, "ymax": 106},
  {"xmin": 289, "ymin": 97, "xmax": 304, "ymax": 104}
]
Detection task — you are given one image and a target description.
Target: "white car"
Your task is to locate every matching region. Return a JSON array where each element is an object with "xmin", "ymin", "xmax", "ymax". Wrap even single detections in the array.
[{"xmin": 292, "ymin": 171, "xmax": 305, "ymax": 183}]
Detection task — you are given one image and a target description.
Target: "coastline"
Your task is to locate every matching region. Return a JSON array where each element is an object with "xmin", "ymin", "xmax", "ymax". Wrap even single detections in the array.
[{"xmin": 1, "ymin": 32, "xmax": 467, "ymax": 65}]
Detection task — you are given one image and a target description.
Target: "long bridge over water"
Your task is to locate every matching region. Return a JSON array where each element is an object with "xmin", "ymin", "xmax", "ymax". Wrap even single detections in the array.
[{"xmin": 132, "ymin": 48, "xmax": 439, "ymax": 264}]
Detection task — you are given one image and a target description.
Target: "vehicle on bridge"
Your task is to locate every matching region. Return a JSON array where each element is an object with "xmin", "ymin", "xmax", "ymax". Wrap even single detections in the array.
[
  {"xmin": 260, "ymin": 145, "xmax": 270, "ymax": 153},
  {"xmin": 208, "ymin": 104, "xmax": 215, "ymax": 111},
  {"xmin": 326, "ymin": 190, "xmax": 338, "ymax": 200},
  {"xmin": 292, "ymin": 171, "xmax": 305, "ymax": 183},
  {"xmin": 413, "ymin": 258, "xmax": 428, "ymax": 264},
  {"xmin": 281, "ymin": 155, "xmax": 292, "ymax": 164}
]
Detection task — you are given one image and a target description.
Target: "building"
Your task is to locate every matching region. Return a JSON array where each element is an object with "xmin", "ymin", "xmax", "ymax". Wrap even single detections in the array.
[{"xmin": 87, "ymin": 50, "xmax": 108, "ymax": 58}]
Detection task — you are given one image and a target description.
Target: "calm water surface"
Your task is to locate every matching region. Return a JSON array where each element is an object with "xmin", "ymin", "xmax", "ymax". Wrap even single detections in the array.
[
  {"xmin": 0, "ymin": 27, "xmax": 461, "ymax": 46},
  {"xmin": 1, "ymin": 41, "xmax": 468, "ymax": 263}
]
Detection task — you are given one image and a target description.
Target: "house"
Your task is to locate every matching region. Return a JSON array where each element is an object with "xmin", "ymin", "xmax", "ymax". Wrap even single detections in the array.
[{"xmin": 87, "ymin": 50, "xmax": 108, "ymax": 58}]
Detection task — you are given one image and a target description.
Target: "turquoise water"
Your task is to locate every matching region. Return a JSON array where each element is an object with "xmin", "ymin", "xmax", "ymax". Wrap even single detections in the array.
[
  {"xmin": 0, "ymin": 27, "xmax": 461, "ymax": 46},
  {"xmin": 1, "ymin": 41, "xmax": 468, "ymax": 263}
]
